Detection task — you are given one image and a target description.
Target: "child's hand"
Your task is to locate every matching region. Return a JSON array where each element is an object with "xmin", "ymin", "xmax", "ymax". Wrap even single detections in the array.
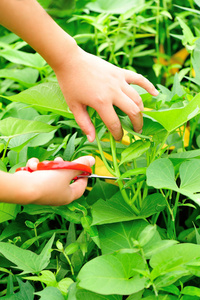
[
  {"xmin": 55, "ymin": 47, "xmax": 159, "ymax": 142},
  {"xmin": 14, "ymin": 156, "xmax": 95, "ymax": 206}
]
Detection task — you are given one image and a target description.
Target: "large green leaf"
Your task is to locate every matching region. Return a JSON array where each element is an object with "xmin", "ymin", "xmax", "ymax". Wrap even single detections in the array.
[
  {"xmin": 146, "ymin": 158, "xmax": 200, "ymax": 206},
  {"xmin": 0, "ymin": 117, "xmax": 58, "ymax": 139},
  {"xmin": 0, "ymin": 234, "xmax": 54, "ymax": 274},
  {"xmin": 86, "ymin": 0, "xmax": 144, "ymax": 14},
  {"xmin": 0, "ymin": 68, "xmax": 39, "ymax": 85},
  {"xmin": 144, "ymin": 93, "xmax": 200, "ymax": 132},
  {"xmin": 91, "ymin": 192, "xmax": 166, "ymax": 225},
  {"xmin": 3, "ymin": 82, "xmax": 73, "ymax": 118},
  {"xmin": 91, "ymin": 192, "xmax": 137, "ymax": 225},
  {"xmin": 98, "ymin": 220, "xmax": 158, "ymax": 254},
  {"xmin": 0, "ymin": 49, "xmax": 45, "ymax": 68},
  {"xmin": 0, "ymin": 203, "xmax": 20, "ymax": 224},
  {"xmin": 146, "ymin": 158, "xmax": 178, "ymax": 190},
  {"xmin": 78, "ymin": 252, "xmax": 146, "ymax": 295},
  {"xmin": 150, "ymin": 243, "xmax": 200, "ymax": 280}
]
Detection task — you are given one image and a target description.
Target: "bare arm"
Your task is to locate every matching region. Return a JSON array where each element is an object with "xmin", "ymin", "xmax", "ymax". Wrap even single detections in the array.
[
  {"xmin": 0, "ymin": 156, "xmax": 95, "ymax": 205},
  {"xmin": 0, "ymin": 0, "xmax": 159, "ymax": 142}
]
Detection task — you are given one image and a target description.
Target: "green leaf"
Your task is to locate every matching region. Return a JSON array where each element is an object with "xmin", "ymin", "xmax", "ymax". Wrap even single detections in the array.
[
  {"xmin": 3, "ymin": 82, "xmax": 73, "ymax": 118},
  {"xmin": 120, "ymin": 140, "xmax": 150, "ymax": 165},
  {"xmin": 35, "ymin": 287, "xmax": 65, "ymax": 300},
  {"xmin": 0, "ymin": 68, "xmax": 39, "ymax": 85},
  {"xmin": 181, "ymin": 286, "xmax": 200, "ymax": 297},
  {"xmin": 150, "ymin": 243, "xmax": 200, "ymax": 280},
  {"xmin": 78, "ymin": 252, "xmax": 146, "ymax": 295},
  {"xmin": 87, "ymin": 0, "xmax": 144, "ymax": 14},
  {"xmin": 179, "ymin": 159, "xmax": 200, "ymax": 193},
  {"xmin": 91, "ymin": 192, "xmax": 137, "ymax": 225},
  {"xmin": 76, "ymin": 289, "xmax": 122, "ymax": 300},
  {"xmin": 147, "ymin": 158, "xmax": 178, "ymax": 190},
  {"xmin": 0, "ymin": 203, "xmax": 20, "ymax": 224},
  {"xmin": 0, "ymin": 49, "xmax": 45, "ymax": 68},
  {"xmin": 0, "ymin": 279, "xmax": 35, "ymax": 300},
  {"xmin": 147, "ymin": 158, "xmax": 200, "ymax": 206},
  {"xmin": 98, "ymin": 220, "xmax": 160, "ymax": 255},
  {"xmin": 144, "ymin": 93, "xmax": 200, "ymax": 132},
  {"xmin": 176, "ymin": 17, "xmax": 195, "ymax": 46},
  {"xmin": 139, "ymin": 193, "xmax": 166, "ymax": 217},
  {"xmin": 0, "ymin": 234, "xmax": 55, "ymax": 274},
  {"xmin": 0, "ymin": 117, "xmax": 58, "ymax": 139}
]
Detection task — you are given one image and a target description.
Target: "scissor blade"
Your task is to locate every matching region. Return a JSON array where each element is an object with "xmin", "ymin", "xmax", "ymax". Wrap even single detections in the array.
[{"xmin": 77, "ymin": 174, "xmax": 130, "ymax": 180}]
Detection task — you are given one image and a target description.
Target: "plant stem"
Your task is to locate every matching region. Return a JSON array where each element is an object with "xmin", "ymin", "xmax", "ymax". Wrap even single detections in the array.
[
  {"xmin": 109, "ymin": 133, "xmax": 139, "ymax": 215},
  {"xmin": 95, "ymin": 132, "xmax": 116, "ymax": 176},
  {"xmin": 1, "ymin": 138, "xmax": 11, "ymax": 162}
]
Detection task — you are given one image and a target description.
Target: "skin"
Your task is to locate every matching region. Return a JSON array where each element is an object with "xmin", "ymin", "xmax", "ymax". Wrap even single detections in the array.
[
  {"xmin": 0, "ymin": 0, "xmax": 159, "ymax": 142},
  {"xmin": 0, "ymin": 156, "xmax": 95, "ymax": 205},
  {"xmin": 0, "ymin": 0, "xmax": 158, "ymax": 205}
]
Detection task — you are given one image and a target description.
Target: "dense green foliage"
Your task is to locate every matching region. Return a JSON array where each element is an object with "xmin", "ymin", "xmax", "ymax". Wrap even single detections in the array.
[{"xmin": 1, "ymin": 0, "xmax": 200, "ymax": 299}]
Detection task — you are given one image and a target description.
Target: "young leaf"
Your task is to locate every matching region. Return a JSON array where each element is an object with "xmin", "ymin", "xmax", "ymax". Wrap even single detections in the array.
[
  {"xmin": 120, "ymin": 140, "xmax": 150, "ymax": 165},
  {"xmin": 78, "ymin": 252, "xmax": 146, "ymax": 295},
  {"xmin": 144, "ymin": 92, "xmax": 200, "ymax": 132}
]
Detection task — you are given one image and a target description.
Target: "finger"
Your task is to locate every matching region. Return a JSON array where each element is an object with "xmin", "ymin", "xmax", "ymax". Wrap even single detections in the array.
[
  {"xmin": 68, "ymin": 178, "xmax": 88, "ymax": 203},
  {"xmin": 122, "ymin": 83, "xmax": 144, "ymax": 111},
  {"xmin": 72, "ymin": 155, "xmax": 95, "ymax": 167},
  {"xmin": 54, "ymin": 157, "xmax": 63, "ymax": 162},
  {"xmin": 26, "ymin": 157, "xmax": 39, "ymax": 170},
  {"xmin": 115, "ymin": 92, "xmax": 143, "ymax": 133},
  {"xmin": 98, "ymin": 104, "xmax": 123, "ymax": 141},
  {"xmin": 124, "ymin": 70, "xmax": 159, "ymax": 96},
  {"xmin": 70, "ymin": 105, "xmax": 96, "ymax": 142}
]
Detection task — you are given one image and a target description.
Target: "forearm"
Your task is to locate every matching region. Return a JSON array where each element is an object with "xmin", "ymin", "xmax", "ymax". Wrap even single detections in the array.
[
  {"xmin": 0, "ymin": 171, "xmax": 35, "ymax": 204},
  {"xmin": 0, "ymin": 0, "xmax": 77, "ymax": 70}
]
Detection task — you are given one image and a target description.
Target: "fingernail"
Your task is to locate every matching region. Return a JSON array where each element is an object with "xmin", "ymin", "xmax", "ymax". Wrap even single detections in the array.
[
  {"xmin": 138, "ymin": 129, "xmax": 143, "ymax": 134},
  {"xmin": 87, "ymin": 156, "xmax": 95, "ymax": 166},
  {"xmin": 154, "ymin": 89, "xmax": 159, "ymax": 96},
  {"xmin": 87, "ymin": 134, "xmax": 94, "ymax": 143}
]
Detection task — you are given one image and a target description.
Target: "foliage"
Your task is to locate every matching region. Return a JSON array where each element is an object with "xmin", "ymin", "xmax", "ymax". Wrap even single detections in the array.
[{"xmin": 1, "ymin": 0, "xmax": 200, "ymax": 299}]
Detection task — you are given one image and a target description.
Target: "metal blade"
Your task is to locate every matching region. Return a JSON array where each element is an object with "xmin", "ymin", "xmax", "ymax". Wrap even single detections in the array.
[{"xmin": 77, "ymin": 174, "xmax": 130, "ymax": 180}]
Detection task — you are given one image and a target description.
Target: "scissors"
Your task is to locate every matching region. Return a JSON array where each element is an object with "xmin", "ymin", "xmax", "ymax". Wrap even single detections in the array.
[{"xmin": 15, "ymin": 160, "xmax": 130, "ymax": 180}]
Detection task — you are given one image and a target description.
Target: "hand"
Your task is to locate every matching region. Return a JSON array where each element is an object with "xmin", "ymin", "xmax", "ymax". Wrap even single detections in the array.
[
  {"xmin": 14, "ymin": 156, "xmax": 95, "ymax": 206},
  {"xmin": 55, "ymin": 47, "xmax": 159, "ymax": 142}
]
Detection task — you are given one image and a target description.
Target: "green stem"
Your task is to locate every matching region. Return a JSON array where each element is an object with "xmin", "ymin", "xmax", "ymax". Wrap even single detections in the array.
[
  {"xmin": 109, "ymin": 133, "xmax": 139, "ymax": 215},
  {"xmin": 1, "ymin": 138, "xmax": 11, "ymax": 162},
  {"xmin": 151, "ymin": 131, "xmax": 170, "ymax": 162},
  {"xmin": 63, "ymin": 251, "xmax": 74, "ymax": 277},
  {"xmin": 95, "ymin": 132, "xmax": 115, "ymax": 176}
]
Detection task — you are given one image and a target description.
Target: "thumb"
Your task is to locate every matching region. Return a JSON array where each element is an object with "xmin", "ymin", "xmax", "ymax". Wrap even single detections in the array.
[
  {"xmin": 72, "ymin": 155, "xmax": 95, "ymax": 168},
  {"xmin": 68, "ymin": 156, "xmax": 95, "ymax": 202}
]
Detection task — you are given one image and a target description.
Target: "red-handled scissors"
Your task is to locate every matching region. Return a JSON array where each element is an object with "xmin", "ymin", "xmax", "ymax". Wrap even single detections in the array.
[{"xmin": 15, "ymin": 161, "xmax": 130, "ymax": 180}]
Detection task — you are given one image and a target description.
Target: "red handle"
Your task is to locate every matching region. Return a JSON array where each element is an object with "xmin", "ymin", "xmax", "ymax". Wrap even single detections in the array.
[{"xmin": 16, "ymin": 161, "xmax": 92, "ymax": 176}]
